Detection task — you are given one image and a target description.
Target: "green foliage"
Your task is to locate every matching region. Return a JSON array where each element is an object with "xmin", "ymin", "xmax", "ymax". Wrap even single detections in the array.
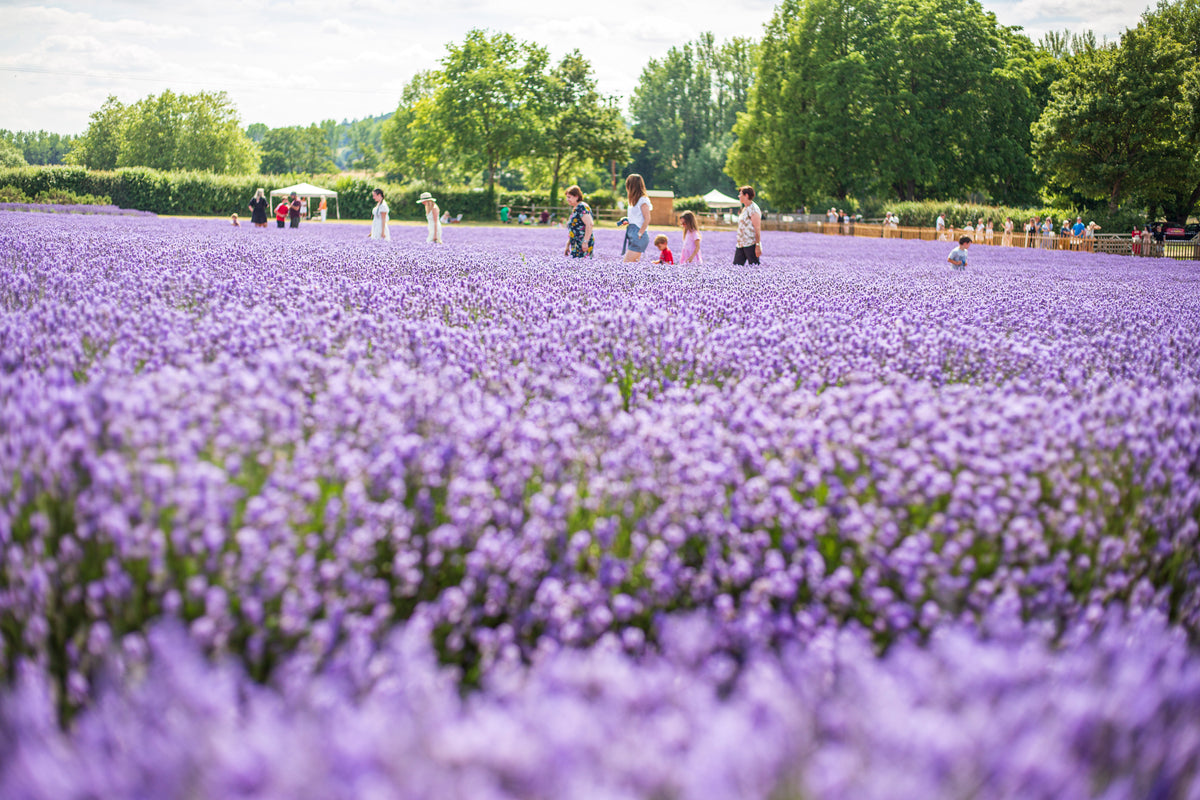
[
  {"xmin": 0, "ymin": 182, "xmax": 112, "ymax": 206},
  {"xmin": 429, "ymin": 29, "xmax": 550, "ymax": 196},
  {"xmin": 0, "ymin": 139, "xmax": 26, "ymax": 169},
  {"xmin": 67, "ymin": 96, "xmax": 126, "ymax": 170},
  {"xmin": 382, "ymin": 71, "xmax": 467, "ymax": 184},
  {"xmin": 630, "ymin": 33, "xmax": 758, "ymax": 196},
  {"xmin": 534, "ymin": 50, "xmax": 641, "ymax": 204},
  {"xmin": 0, "ymin": 165, "xmax": 305, "ymax": 217},
  {"xmin": 67, "ymin": 91, "xmax": 258, "ymax": 174},
  {"xmin": 259, "ymin": 124, "xmax": 337, "ymax": 174},
  {"xmin": 1032, "ymin": 0, "xmax": 1200, "ymax": 224},
  {"xmin": 729, "ymin": 0, "xmax": 1044, "ymax": 208},
  {"xmin": 672, "ymin": 195, "xmax": 708, "ymax": 213},
  {"xmin": 0, "ymin": 130, "xmax": 75, "ymax": 165}
]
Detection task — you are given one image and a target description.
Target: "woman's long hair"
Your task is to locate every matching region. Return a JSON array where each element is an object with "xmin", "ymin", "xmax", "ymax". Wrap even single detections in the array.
[
  {"xmin": 254, "ymin": 188, "xmax": 264, "ymax": 199},
  {"xmin": 625, "ymin": 174, "xmax": 646, "ymax": 209}
]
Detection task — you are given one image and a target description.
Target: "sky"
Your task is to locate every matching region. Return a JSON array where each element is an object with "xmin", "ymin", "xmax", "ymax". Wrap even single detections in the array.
[{"xmin": 0, "ymin": 0, "xmax": 1155, "ymax": 136}]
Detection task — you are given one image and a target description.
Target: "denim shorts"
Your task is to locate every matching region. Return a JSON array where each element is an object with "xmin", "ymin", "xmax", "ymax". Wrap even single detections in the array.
[{"xmin": 624, "ymin": 225, "xmax": 650, "ymax": 253}]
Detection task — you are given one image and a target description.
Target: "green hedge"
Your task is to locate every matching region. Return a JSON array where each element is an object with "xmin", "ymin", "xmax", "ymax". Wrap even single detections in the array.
[
  {"xmin": 0, "ymin": 183, "xmax": 113, "ymax": 205},
  {"xmin": 0, "ymin": 166, "xmax": 632, "ymax": 221},
  {"xmin": 0, "ymin": 166, "xmax": 625, "ymax": 222}
]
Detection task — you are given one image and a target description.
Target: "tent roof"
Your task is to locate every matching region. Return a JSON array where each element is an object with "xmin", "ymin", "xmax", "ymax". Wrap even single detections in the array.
[
  {"xmin": 270, "ymin": 182, "xmax": 338, "ymax": 197},
  {"xmin": 703, "ymin": 189, "xmax": 740, "ymax": 207}
]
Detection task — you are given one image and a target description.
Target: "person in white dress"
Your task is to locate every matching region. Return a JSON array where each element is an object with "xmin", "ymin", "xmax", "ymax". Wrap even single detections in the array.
[
  {"xmin": 367, "ymin": 188, "xmax": 390, "ymax": 240},
  {"xmin": 417, "ymin": 191, "xmax": 442, "ymax": 243}
]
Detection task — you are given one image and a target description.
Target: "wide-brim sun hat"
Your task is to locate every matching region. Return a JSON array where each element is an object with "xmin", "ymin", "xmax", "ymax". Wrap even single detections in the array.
[{"xmin": 416, "ymin": 192, "xmax": 437, "ymax": 203}]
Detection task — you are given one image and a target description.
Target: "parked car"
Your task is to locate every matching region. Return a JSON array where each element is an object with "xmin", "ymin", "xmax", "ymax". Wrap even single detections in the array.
[{"xmin": 1155, "ymin": 222, "xmax": 1198, "ymax": 240}]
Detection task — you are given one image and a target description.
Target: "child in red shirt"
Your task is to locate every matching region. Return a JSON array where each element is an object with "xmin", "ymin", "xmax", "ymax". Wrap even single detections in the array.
[
  {"xmin": 274, "ymin": 201, "xmax": 288, "ymax": 228},
  {"xmin": 652, "ymin": 234, "xmax": 674, "ymax": 264}
]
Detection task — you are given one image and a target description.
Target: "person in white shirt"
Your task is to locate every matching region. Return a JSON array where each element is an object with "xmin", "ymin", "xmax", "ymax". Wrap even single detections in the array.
[
  {"xmin": 367, "ymin": 188, "xmax": 389, "ymax": 240},
  {"xmin": 622, "ymin": 174, "xmax": 653, "ymax": 262}
]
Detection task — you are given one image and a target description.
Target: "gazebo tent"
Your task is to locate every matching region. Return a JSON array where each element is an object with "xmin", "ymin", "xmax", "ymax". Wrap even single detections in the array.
[
  {"xmin": 703, "ymin": 188, "xmax": 741, "ymax": 208},
  {"xmin": 270, "ymin": 182, "xmax": 340, "ymax": 219}
]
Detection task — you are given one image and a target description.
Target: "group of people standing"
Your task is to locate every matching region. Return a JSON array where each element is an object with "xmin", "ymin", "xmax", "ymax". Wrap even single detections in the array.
[
  {"xmin": 245, "ymin": 189, "xmax": 327, "ymax": 229},
  {"xmin": 245, "ymin": 176, "xmax": 765, "ymax": 263},
  {"xmin": 564, "ymin": 174, "xmax": 762, "ymax": 265}
]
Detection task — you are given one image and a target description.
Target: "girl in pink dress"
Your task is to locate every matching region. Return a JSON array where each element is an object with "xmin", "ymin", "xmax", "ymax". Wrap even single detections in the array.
[{"xmin": 678, "ymin": 210, "xmax": 703, "ymax": 263}]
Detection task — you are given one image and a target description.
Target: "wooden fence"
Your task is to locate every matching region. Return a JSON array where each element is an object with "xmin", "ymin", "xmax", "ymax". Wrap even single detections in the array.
[{"xmin": 756, "ymin": 220, "xmax": 1200, "ymax": 260}]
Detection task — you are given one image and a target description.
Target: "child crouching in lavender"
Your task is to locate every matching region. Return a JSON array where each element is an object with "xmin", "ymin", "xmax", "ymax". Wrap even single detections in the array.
[{"xmin": 947, "ymin": 235, "xmax": 971, "ymax": 271}]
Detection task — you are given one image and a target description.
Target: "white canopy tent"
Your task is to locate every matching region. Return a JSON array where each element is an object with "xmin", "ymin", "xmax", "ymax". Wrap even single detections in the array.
[
  {"xmin": 270, "ymin": 182, "xmax": 340, "ymax": 220},
  {"xmin": 703, "ymin": 188, "xmax": 741, "ymax": 208}
]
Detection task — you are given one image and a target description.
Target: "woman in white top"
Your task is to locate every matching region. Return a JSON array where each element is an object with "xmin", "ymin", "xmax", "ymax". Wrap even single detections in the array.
[
  {"xmin": 622, "ymin": 174, "xmax": 652, "ymax": 262},
  {"xmin": 417, "ymin": 191, "xmax": 442, "ymax": 243},
  {"xmin": 368, "ymin": 188, "xmax": 390, "ymax": 240}
]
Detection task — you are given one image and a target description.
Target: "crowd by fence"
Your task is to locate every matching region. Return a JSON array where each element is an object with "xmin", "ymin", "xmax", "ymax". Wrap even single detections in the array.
[{"xmin": 747, "ymin": 217, "xmax": 1200, "ymax": 261}]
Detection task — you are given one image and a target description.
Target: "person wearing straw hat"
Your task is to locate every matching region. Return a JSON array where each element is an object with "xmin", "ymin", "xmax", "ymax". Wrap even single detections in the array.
[{"xmin": 417, "ymin": 191, "xmax": 442, "ymax": 243}]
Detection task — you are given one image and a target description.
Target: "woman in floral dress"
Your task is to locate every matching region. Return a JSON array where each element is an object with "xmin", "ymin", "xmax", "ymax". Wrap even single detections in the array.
[{"xmin": 563, "ymin": 185, "xmax": 594, "ymax": 258}]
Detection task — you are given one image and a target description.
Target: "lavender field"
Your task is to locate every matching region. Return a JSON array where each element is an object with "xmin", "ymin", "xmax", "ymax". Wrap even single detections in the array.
[{"xmin": 2, "ymin": 211, "xmax": 1199, "ymax": 798}]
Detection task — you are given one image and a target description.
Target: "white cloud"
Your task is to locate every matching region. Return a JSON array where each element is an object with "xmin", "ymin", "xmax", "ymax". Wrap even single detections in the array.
[
  {"xmin": 319, "ymin": 19, "xmax": 355, "ymax": 36},
  {"xmin": 0, "ymin": 0, "xmax": 1160, "ymax": 133}
]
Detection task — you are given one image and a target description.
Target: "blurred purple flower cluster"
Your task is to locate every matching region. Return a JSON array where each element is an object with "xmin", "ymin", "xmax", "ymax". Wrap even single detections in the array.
[{"xmin": 1, "ymin": 211, "xmax": 1198, "ymax": 797}]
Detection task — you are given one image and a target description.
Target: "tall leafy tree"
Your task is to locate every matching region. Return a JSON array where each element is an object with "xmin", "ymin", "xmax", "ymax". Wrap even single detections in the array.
[
  {"xmin": 67, "ymin": 96, "xmax": 127, "ymax": 170},
  {"xmin": 1133, "ymin": 0, "xmax": 1200, "ymax": 224},
  {"xmin": 0, "ymin": 138, "xmax": 26, "ymax": 168},
  {"xmin": 259, "ymin": 124, "xmax": 337, "ymax": 174},
  {"xmin": 382, "ymin": 71, "xmax": 469, "ymax": 184},
  {"xmin": 118, "ymin": 90, "xmax": 257, "ymax": 174},
  {"xmin": 1032, "ymin": 0, "xmax": 1199, "ymax": 222},
  {"xmin": 245, "ymin": 123, "xmax": 269, "ymax": 143},
  {"xmin": 729, "ymin": 0, "xmax": 1044, "ymax": 208},
  {"xmin": 346, "ymin": 118, "xmax": 382, "ymax": 171},
  {"xmin": 428, "ymin": 29, "xmax": 548, "ymax": 196},
  {"xmin": 631, "ymin": 33, "xmax": 758, "ymax": 195},
  {"xmin": 535, "ymin": 51, "xmax": 640, "ymax": 203},
  {"xmin": 0, "ymin": 130, "xmax": 75, "ymax": 165}
]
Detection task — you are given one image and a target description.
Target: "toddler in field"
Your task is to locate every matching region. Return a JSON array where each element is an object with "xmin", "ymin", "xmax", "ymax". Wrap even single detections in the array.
[
  {"xmin": 947, "ymin": 235, "xmax": 971, "ymax": 270},
  {"xmin": 652, "ymin": 233, "xmax": 674, "ymax": 264}
]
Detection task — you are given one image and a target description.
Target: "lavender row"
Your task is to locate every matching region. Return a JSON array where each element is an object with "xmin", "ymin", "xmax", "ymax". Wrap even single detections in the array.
[
  {"xmin": 2, "ymin": 212, "xmax": 1198, "ymax": 709},
  {"xmin": 3, "ymin": 609, "xmax": 1198, "ymax": 799}
]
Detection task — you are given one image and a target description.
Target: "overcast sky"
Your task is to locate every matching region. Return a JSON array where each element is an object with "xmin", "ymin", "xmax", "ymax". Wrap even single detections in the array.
[{"xmin": 0, "ymin": 0, "xmax": 1153, "ymax": 135}]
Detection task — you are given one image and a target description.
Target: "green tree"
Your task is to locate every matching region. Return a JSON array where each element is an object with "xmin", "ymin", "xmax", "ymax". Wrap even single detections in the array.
[
  {"xmin": 631, "ymin": 33, "xmax": 758, "ymax": 195},
  {"xmin": 0, "ymin": 130, "xmax": 75, "ymax": 165},
  {"xmin": 383, "ymin": 71, "xmax": 432, "ymax": 180},
  {"xmin": 729, "ymin": 0, "xmax": 1045, "ymax": 208},
  {"xmin": 118, "ymin": 90, "xmax": 257, "ymax": 173},
  {"xmin": 428, "ymin": 29, "xmax": 549, "ymax": 196},
  {"xmin": 259, "ymin": 124, "xmax": 337, "ymax": 174},
  {"xmin": 1133, "ymin": 0, "xmax": 1200, "ymax": 224},
  {"xmin": 1031, "ymin": 0, "xmax": 1199, "ymax": 221},
  {"xmin": 535, "ymin": 50, "xmax": 640, "ymax": 203},
  {"xmin": 245, "ymin": 122, "xmax": 269, "ymax": 143},
  {"xmin": 67, "ymin": 96, "xmax": 127, "ymax": 170},
  {"xmin": 346, "ymin": 118, "xmax": 382, "ymax": 171},
  {"xmin": 0, "ymin": 138, "xmax": 26, "ymax": 168}
]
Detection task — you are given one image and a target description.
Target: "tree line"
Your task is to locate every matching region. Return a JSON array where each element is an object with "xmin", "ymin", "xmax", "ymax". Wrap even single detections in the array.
[{"xmin": 29, "ymin": 0, "xmax": 1200, "ymax": 224}]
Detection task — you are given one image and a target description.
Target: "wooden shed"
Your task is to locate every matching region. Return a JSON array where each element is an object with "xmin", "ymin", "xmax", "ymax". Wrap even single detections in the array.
[{"xmin": 647, "ymin": 190, "xmax": 675, "ymax": 226}]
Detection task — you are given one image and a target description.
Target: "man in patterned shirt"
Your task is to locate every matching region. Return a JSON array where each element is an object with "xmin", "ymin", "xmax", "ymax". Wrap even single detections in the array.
[{"xmin": 734, "ymin": 185, "xmax": 762, "ymax": 265}]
